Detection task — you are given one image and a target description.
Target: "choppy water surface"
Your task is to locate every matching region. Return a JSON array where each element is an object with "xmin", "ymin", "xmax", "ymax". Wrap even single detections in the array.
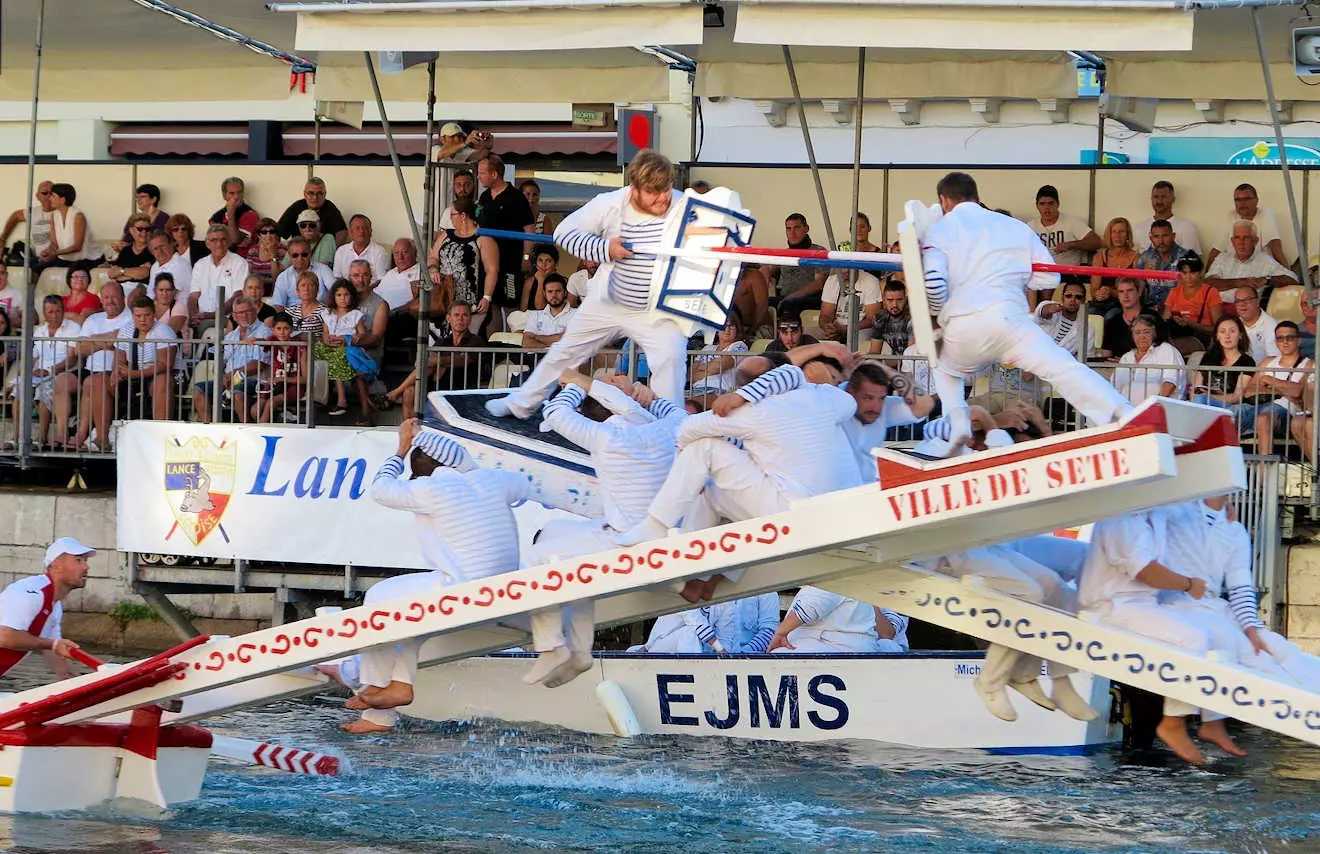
[{"xmin": 2, "ymin": 664, "xmax": 1318, "ymax": 853}]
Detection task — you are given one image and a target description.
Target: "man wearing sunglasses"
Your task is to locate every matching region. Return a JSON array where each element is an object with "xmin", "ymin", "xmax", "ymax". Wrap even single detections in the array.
[
  {"xmin": 764, "ymin": 316, "xmax": 818, "ymax": 353},
  {"xmin": 270, "ymin": 238, "xmax": 334, "ymax": 308},
  {"xmin": 293, "ymin": 209, "xmax": 336, "ymax": 267},
  {"xmin": 1, "ymin": 180, "xmax": 55, "ymax": 260}
]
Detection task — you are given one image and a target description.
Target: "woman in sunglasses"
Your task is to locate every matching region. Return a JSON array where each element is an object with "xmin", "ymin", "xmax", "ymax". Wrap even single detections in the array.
[
  {"xmin": 103, "ymin": 214, "xmax": 154, "ymax": 287},
  {"xmin": 164, "ymin": 213, "xmax": 209, "ymax": 265},
  {"xmin": 244, "ymin": 217, "xmax": 287, "ymax": 283}
]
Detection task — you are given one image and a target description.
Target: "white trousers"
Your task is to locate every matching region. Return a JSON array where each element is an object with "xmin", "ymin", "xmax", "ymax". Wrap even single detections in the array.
[
  {"xmin": 935, "ymin": 308, "xmax": 1130, "ymax": 428},
  {"xmin": 941, "ymin": 545, "xmax": 1075, "ymax": 690},
  {"xmin": 356, "ymin": 570, "xmax": 446, "ymax": 727},
  {"xmin": 525, "ymin": 518, "xmax": 604, "ymax": 654},
  {"xmin": 650, "ymin": 438, "xmax": 790, "ymax": 530},
  {"xmin": 1166, "ymin": 599, "xmax": 1298, "ymax": 692},
  {"xmin": 1093, "ymin": 596, "xmax": 1209, "ymax": 718},
  {"xmin": 504, "ymin": 295, "xmax": 691, "ymax": 412},
  {"xmin": 773, "ymin": 630, "xmax": 904, "ymax": 654},
  {"xmin": 643, "ymin": 616, "xmax": 706, "ymax": 654}
]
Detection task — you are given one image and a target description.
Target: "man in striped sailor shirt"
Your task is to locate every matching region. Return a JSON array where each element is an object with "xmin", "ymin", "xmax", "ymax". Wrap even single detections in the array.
[{"xmin": 486, "ymin": 149, "xmax": 691, "ymax": 420}]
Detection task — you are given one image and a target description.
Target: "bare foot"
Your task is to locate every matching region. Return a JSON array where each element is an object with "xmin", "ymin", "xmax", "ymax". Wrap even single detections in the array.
[
  {"xmin": 1199, "ymin": 719, "xmax": 1248, "ymax": 757},
  {"xmin": 313, "ymin": 663, "xmax": 343, "ymax": 683},
  {"xmin": 698, "ymin": 575, "xmax": 724, "ymax": 601},
  {"xmin": 359, "ymin": 681, "xmax": 414, "ymax": 710},
  {"xmin": 345, "ymin": 694, "xmax": 371, "ymax": 711},
  {"xmin": 1156, "ymin": 716, "xmax": 1206, "ymax": 765},
  {"xmin": 341, "ymin": 717, "xmax": 393, "ymax": 734},
  {"xmin": 679, "ymin": 579, "xmax": 704, "ymax": 603}
]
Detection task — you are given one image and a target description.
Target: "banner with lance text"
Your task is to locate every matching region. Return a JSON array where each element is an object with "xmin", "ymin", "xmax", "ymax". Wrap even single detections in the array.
[{"xmin": 116, "ymin": 422, "xmax": 579, "ymax": 568}]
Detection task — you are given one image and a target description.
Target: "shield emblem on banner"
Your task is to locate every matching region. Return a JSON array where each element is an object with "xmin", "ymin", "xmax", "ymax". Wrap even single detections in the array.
[{"xmin": 163, "ymin": 436, "xmax": 237, "ymax": 546}]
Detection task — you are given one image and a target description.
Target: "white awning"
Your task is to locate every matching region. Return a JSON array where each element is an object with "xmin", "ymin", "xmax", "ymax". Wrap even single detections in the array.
[
  {"xmin": 278, "ymin": 0, "xmax": 704, "ymax": 53},
  {"xmin": 731, "ymin": 0, "xmax": 1195, "ymax": 53}
]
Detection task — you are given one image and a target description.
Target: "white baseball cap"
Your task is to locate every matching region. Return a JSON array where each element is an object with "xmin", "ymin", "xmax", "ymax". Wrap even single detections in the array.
[
  {"xmin": 44, "ymin": 536, "xmax": 95, "ymax": 567},
  {"xmin": 296, "ymin": 208, "xmax": 321, "ymax": 225},
  {"xmin": 440, "ymin": 121, "xmax": 464, "ymax": 137}
]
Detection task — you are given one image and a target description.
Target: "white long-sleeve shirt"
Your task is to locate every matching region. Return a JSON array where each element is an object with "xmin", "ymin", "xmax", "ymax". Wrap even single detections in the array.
[
  {"xmin": 788, "ymin": 586, "xmax": 909, "ymax": 650},
  {"xmin": 1078, "ymin": 512, "xmax": 1165, "ymax": 608},
  {"xmin": 922, "ymin": 202, "xmax": 1059, "ymax": 325},
  {"xmin": 840, "ymin": 396, "xmax": 923, "ymax": 483},
  {"xmin": 681, "ymin": 593, "xmax": 782, "ymax": 653},
  {"xmin": 553, "ymin": 186, "xmax": 685, "ymax": 310},
  {"xmin": 1157, "ymin": 501, "xmax": 1264, "ymax": 632},
  {"xmin": 370, "ymin": 456, "xmax": 529, "ymax": 584},
  {"xmin": 679, "ymin": 377, "xmax": 861, "ymax": 499}
]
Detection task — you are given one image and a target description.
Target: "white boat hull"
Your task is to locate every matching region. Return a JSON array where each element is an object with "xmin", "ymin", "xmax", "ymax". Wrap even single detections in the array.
[{"xmin": 406, "ymin": 652, "xmax": 1118, "ymax": 753}]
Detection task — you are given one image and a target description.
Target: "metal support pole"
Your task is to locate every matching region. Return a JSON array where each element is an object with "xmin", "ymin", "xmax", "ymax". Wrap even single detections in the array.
[
  {"xmin": 422, "ymin": 60, "xmax": 437, "ymax": 259},
  {"xmin": 782, "ymin": 46, "xmax": 836, "ymax": 250},
  {"xmin": 17, "ymin": 0, "xmax": 45, "ymax": 467},
  {"xmin": 211, "ymin": 286, "xmax": 226, "ymax": 421},
  {"xmin": 312, "ymin": 113, "xmax": 321, "ymax": 175},
  {"xmin": 134, "ymin": 579, "xmax": 203, "ymax": 641},
  {"xmin": 846, "ymin": 48, "xmax": 865, "ymax": 351},
  {"xmin": 362, "ymin": 52, "xmax": 431, "ymax": 417},
  {"xmin": 1251, "ymin": 8, "xmax": 1311, "ymax": 294}
]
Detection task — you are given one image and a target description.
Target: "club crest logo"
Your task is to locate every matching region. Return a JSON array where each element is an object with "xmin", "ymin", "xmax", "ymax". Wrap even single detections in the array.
[{"xmin": 163, "ymin": 436, "xmax": 237, "ymax": 546}]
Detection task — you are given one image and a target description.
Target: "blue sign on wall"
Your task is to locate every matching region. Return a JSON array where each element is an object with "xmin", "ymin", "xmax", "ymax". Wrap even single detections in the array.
[{"xmin": 1149, "ymin": 137, "xmax": 1320, "ymax": 166}]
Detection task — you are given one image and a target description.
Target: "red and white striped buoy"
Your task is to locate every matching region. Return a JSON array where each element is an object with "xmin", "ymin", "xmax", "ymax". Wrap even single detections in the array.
[{"xmin": 210, "ymin": 735, "xmax": 340, "ymax": 776}]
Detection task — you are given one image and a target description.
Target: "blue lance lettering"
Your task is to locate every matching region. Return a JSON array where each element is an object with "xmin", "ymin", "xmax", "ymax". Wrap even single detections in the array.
[
  {"xmin": 248, "ymin": 435, "xmax": 289, "ymax": 496},
  {"xmin": 748, "ymin": 674, "xmax": 799, "ymax": 729},
  {"xmin": 704, "ymin": 674, "xmax": 740, "ymax": 729},
  {"xmin": 295, "ymin": 457, "xmax": 328, "ymax": 498},
  {"xmin": 246, "ymin": 435, "xmax": 368, "ymax": 500},
  {"xmin": 657, "ymin": 674, "xmax": 699, "ymax": 726},
  {"xmin": 806, "ymin": 674, "xmax": 848, "ymax": 730}
]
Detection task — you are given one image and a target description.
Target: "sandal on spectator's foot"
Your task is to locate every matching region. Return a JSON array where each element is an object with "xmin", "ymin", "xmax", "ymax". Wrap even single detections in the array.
[{"xmin": 371, "ymin": 394, "xmax": 393, "ymax": 411}]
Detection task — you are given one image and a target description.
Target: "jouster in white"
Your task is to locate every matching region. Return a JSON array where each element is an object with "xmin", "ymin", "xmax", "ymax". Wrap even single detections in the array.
[
  {"xmin": 340, "ymin": 421, "xmax": 528, "ymax": 734},
  {"xmin": 771, "ymin": 586, "xmax": 908, "ymax": 653},
  {"xmin": 918, "ymin": 173, "xmax": 1131, "ymax": 452},
  {"xmin": 840, "ymin": 360, "xmax": 933, "ymax": 482},
  {"xmin": 485, "ymin": 150, "xmax": 694, "ymax": 418},
  {"xmin": 638, "ymin": 593, "xmax": 782, "ymax": 654}
]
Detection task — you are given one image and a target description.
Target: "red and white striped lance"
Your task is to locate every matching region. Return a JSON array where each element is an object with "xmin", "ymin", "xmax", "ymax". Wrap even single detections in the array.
[{"xmin": 210, "ymin": 734, "xmax": 341, "ymax": 776}]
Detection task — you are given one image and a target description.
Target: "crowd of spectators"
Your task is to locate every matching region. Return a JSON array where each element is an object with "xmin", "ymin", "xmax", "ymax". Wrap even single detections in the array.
[{"xmin": 0, "ymin": 166, "xmax": 1316, "ymax": 463}]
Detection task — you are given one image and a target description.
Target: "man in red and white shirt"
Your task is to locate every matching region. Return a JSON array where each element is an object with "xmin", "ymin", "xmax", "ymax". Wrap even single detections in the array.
[{"xmin": 0, "ymin": 536, "xmax": 92, "ymax": 679}]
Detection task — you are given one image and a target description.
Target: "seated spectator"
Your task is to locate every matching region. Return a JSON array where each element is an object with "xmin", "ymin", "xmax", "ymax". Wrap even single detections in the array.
[
  {"xmin": 277, "ymin": 177, "xmax": 348, "ymax": 245},
  {"xmin": 1208, "ymin": 183, "xmax": 1288, "ymax": 269},
  {"xmin": 1231, "ymin": 285, "xmax": 1279, "ymax": 362},
  {"xmin": 769, "ymin": 586, "xmax": 908, "ymax": 653},
  {"xmin": 383, "ymin": 301, "xmax": 486, "ymax": 419},
  {"xmin": 166, "ymin": 213, "xmax": 208, "ymax": 265},
  {"xmin": 1162, "ymin": 253, "xmax": 1222, "ymax": 355},
  {"xmin": 1, "ymin": 181, "xmax": 54, "ymax": 261},
  {"xmin": 37, "ymin": 183, "xmax": 97, "ymax": 271},
  {"xmin": 565, "ymin": 258, "xmax": 598, "ymax": 309},
  {"xmin": 271, "ymin": 238, "xmax": 333, "ymax": 307},
  {"xmin": 147, "ymin": 228, "xmax": 191, "ymax": 300},
  {"xmin": 378, "ymin": 238, "xmax": 426, "ymax": 341},
  {"xmin": 764, "ymin": 315, "xmax": 818, "ymax": 353},
  {"xmin": 867, "ymin": 279, "xmax": 912, "ymax": 356},
  {"xmin": 818, "ymin": 270, "xmax": 881, "ymax": 344},
  {"xmin": 227, "ymin": 275, "xmax": 276, "ymax": 330},
  {"xmin": 1303, "ymin": 294, "xmax": 1318, "ymax": 355},
  {"xmin": 114, "ymin": 297, "xmax": 178, "ymax": 422},
  {"xmin": 333, "ymin": 214, "xmax": 390, "ymax": 281},
  {"xmin": 1111, "ymin": 313, "xmax": 1185, "ymax": 405},
  {"xmin": 189, "ymin": 224, "xmax": 249, "ymax": 334},
  {"xmin": 521, "ymin": 245, "xmax": 560, "ymax": 311},
  {"xmin": 62, "ymin": 268, "xmax": 102, "ymax": 325},
  {"xmin": 209, "ymin": 176, "xmax": 261, "ymax": 254},
  {"xmin": 71, "ymin": 282, "xmax": 133, "ymax": 452},
  {"xmin": 112, "ymin": 183, "xmax": 168, "ymax": 250},
  {"xmin": 254, "ymin": 312, "xmax": 307, "ymax": 424},
  {"xmin": 1134, "ymin": 219, "xmax": 1190, "ymax": 306},
  {"xmin": 1133, "ymin": 179, "xmax": 1202, "ymax": 255},
  {"xmin": 104, "ymin": 213, "xmax": 154, "ymax": 290},
  {"xmin": 0, "ymin": 266, "xmax": 22, "ymax": 328},
  {"xmin": 347, "ymin": 259, "xmax": 389, "ymax": 374},
  {"xmin": 286, "ymin": 271, "xmax": 327, "ymax": 340},
  {"xmin": 688, "ymin": 314, "xmax": 749, "ymax": 396},
  {"xmin": 520, "ymin": 179, "xmax": 561, "ymax": 242},
  {"xmin": 292, "ymin": 209, "xmax": 337, "ymax": 267},
  {"xmin": 771, "ymin": 213, "xmax": 826, "ymax": 317},
  {"xmin": 1205, "ymin": 220, "xmax": 1297, "ymax": 292},
  {"xmin": 192, "ymin": 295, "xmax": 272, "ymax": 424},
  {"xmin": 1101, "ymin": 278, "xmax": 1165, "ymax": 360},
  {"xmin": 150, "ymin": 273, "xmax": 189, "ymax": 336},
  {"xmin": 24, "ymin": 295, "xmax": 80, "ymax": 449},
  {"xmin": 0, "ymin": 307, "xmax": 15, "ymax": 388},
  {"xmin": 732, "ymin": 263, "xmax": 771, "ymax": 338},
  {"xmin": 1241, "ymin": 321, "xmax": 1312, "ymax": 455},
  {"xmin": 1191, "ymin": 315, "xmax": 1254, "ymax": 417},
  {"xmin": 317, "ymin": 280, "xmax": 371, "ymax": 422},
  {"xmin": 244, "ymin": 218, "xmax": 287, "ymax": 282},
  {"xmin": 1036, "ymin": 281, "xmax": 1095, "ymax": 358},
  {"xmin": 429, "ymin": 198, "xmax": 496, "ymax": 331},
  {"xmin": 521, "ymin": 275, "xmax": 575, "ymax": 349},
  {"xmin": 843, "ymin": 212, "xmax": 880, "ymax": 253},
  {"xmin": 1026, "ymin": 184, "xmax": 1100, "ymax": 292},
  {"xmin": 1090, "ymin": 216, "xmax": 1139, "ymax": 294},
  {"xmin": 1088, "ymin": 280, "xmax": 1119, "ymax": 318}
]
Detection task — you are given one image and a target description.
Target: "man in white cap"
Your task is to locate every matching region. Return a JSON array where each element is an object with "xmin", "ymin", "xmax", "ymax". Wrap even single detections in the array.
[
  {"xmin": 0, "ymin": 537, "xmax": 93, "ymax": 679},
  {"xmin": 340, "ymin": 419, "xmax": 528, "ymax": 734}
]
